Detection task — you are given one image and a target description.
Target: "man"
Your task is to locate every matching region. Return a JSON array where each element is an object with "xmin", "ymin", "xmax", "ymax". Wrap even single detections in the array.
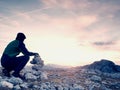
[{"xmin": 1, "ymin": 32, "xmax": 38, "ymax": 78}]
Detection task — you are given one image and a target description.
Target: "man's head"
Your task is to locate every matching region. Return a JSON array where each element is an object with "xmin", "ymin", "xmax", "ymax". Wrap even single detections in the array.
[{"xmin": 16, "ymin": 32, "xmax": 26, "ymax": 42}]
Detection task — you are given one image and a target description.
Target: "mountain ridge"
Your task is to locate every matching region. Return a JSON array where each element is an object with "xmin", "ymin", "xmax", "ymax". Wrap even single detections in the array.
[{"xmin": 81, "ymin": 59, "xmax": 120, "ymax": 73}]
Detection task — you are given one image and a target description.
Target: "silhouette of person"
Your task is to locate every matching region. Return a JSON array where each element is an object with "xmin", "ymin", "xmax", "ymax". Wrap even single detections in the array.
[{"xmin": 1, "ymin": 32, "xmax": 38, "ymax": 78}]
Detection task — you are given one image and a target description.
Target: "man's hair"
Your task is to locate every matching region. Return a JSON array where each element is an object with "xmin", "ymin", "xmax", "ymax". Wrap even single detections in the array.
[{"xmin": 16, "ymin": 32, "xmax": 26, "ymax": 41}]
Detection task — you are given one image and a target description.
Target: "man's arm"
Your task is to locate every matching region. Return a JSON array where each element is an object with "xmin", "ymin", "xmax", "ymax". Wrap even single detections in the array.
[{"xmin": 19, "ymin": 42, "xmax": 38, "ymax": 56}]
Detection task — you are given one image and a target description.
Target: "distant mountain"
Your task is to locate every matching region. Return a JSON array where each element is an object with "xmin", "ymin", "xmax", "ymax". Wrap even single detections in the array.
[
  {"xmin": 82, "ymin": 59, "xmax": 120, "ymax": 73},
  {"xmin": 43, "ymin": 64, "xmax": 72, "ymax": 70}
]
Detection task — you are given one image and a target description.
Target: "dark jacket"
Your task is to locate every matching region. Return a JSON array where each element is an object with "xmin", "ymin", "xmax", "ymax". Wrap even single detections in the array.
[{"xmin": 3, "ymin": 40, "xmax": 35, "ymax": 57}]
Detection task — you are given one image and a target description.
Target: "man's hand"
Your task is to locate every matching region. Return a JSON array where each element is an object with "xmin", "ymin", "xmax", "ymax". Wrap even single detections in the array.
[{"xmin": 34, "ymin": 53, "xmax": 39, "ymax": 57}]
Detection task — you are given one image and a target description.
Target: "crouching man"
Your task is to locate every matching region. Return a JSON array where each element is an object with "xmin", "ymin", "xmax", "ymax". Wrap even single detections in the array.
[{"xmin": 1, "ymin": 32, "xmax": 38, "ymax": 79}]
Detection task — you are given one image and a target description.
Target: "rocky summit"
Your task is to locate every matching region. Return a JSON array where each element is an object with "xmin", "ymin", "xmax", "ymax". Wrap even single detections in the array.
[
  {"xmin": 82, "ymin": 59, "xmax": 120, "ymax": 73},
  {"xmin": 0, "ymin": 58, "xmax": 120, "ymax": 90}
]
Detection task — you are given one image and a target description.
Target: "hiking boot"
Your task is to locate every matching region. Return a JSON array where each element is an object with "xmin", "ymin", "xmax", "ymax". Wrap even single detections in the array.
[
  {"xmin": 2, "ymin": 69, "xmax": 10, "ymax": 77},
  {"xmin": 12, "ymin": 72, "xmax": 25, "ymax": 80}
]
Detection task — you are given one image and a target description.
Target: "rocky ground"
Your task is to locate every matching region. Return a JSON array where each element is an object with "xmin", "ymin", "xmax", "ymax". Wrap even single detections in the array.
[{"xmin": 0, "ymin": 57, "xmax": 120, "ymax": 90}]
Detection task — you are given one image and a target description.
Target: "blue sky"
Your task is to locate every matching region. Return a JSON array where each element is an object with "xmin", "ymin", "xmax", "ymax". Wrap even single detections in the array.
[{"xmin": 0, "ymin": 0, "xmax": 120, "ymax": 66}]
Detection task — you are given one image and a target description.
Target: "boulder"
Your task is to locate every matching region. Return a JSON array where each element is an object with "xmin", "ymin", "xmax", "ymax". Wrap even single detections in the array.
[
  {"xmin": 8, "ymin": 77, "xmax": 23, "ymax": 85},
  {"xmin": 25, "ymin": 73, "xmax": 37, "ymax": 80},
  {"xmin": 0, "ymin": 81, "xmax": 13, "ymax": 89}
]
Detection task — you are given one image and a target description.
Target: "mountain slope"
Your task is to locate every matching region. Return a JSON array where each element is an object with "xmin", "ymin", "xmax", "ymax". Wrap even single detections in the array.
[{"xmin": 82, "ymin": 59, "xmax": 120, "ymax": 73}]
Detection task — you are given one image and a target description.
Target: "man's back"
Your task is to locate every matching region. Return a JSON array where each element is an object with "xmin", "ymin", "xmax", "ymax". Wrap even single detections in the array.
[{"xmin": 3, "ymin": 40, "xmax": 21, "ymax": 57}]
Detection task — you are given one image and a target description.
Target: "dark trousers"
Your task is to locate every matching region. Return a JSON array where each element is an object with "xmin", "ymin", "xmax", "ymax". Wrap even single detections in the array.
[{"xmin": 1, "ymin": 54, "xmax": 29, "ymax": 74}]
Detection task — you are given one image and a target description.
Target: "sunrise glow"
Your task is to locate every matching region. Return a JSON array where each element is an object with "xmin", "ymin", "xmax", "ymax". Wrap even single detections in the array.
[{"xmin": 0, "ymin": 0, "xmax": 120, "ymax": 66}]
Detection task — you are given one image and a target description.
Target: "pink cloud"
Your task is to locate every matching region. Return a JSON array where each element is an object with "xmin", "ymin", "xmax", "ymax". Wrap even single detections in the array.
[
  {"xmin": 74, "ymin": 15, "xmax": 98, "ymax": 28},
  {"xmin": 16, "ymin": 12, "xmax": 32, "ymax": 20},
  {"xmin": 41, "ymin": 0, "xmax": 91, "ymax": 10},
  {"xmin": 42, "ymin": 0, "xmax": 58, "ymax": 8},
  {"xmin": 30, "ymin": 14, "xmax": 98, "ymax": 37}
]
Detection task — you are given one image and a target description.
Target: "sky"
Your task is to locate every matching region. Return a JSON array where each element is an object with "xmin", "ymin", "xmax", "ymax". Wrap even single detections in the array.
[{"xmin": 0, "ymin": 0, "xmax": 120, "ymax": 66}]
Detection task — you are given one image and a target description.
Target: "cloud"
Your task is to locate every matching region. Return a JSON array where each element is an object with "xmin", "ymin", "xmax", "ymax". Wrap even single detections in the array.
[
  {"xmin": 42, "ymin": 0, "xmax": 58, "ymax": 7},
  {"xmin": 41, "ymin": 0, "xmax": 120, "ymax": 18},
  {"xmin": 42, "ymin": 0, "xmax": 91, "ymax": 10},
  {"xmin": 93, "ymin": 41, "xmax": 114, "ymax": 46},
  {"xmin": 75, "ymin": 15, "xmax": 98, "ymax": 28},
  {"xmin": 91, "ymin": 40, "xmax": 120, "ymax": 52},
  {"xmin": 0, "ymin": 0, "xmax": 120, "ymax": 47}
]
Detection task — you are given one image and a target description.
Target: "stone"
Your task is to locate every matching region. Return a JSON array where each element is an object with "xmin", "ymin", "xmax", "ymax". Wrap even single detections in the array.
[
  {"xmin": 13, "ymin": 85, "xmax": 21, "ymax": 90},
  {"xmin": 41, "ymin": 72, "xmax": 48, "ymax": 80},
  {"xmin": 8, "ymin": 77, "xmax": 23, "ymax": 85},
  {"xmin": 90, "ymin": 75, "xmax": 102, "ymax": 82},
  {"xmin": 0, "ymin": 81, "xmax": 13, "ymax": 89},
  {"xmin": 25, "ymin": 73, "xmax": 37, "ymax": 80}
]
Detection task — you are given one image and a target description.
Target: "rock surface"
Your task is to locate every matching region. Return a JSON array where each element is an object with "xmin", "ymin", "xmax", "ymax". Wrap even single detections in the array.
[
  {"xmin": 0, "ymin": 59, "xmax": 120, "ymax": 90},
  {"xmin": 82, "ymin": 59, "xmax": 120, "ymax": 73}
]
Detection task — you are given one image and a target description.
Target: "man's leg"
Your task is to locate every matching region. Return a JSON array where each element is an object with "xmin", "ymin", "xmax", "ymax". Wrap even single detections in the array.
[
  {"xmin": 12, "ymin": 55, "xmax": 29, "ymax": 77},
  {"xmin": 1, "ymin": 54, "xmax": 14, "ymax": 77}
]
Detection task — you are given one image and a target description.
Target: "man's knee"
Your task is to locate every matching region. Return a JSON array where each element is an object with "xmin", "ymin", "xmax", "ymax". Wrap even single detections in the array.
[{"xmin": 24, "ymin": 55, "xmax": 30, "ymax": 61}]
